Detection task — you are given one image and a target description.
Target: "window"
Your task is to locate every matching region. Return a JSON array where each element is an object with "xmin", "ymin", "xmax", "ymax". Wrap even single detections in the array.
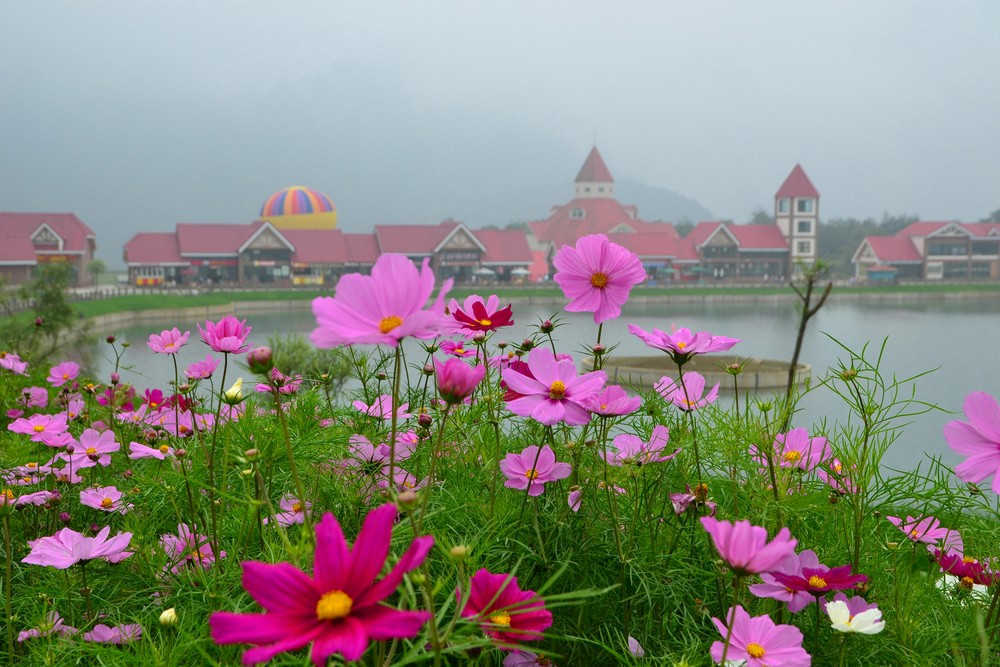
[
  {"xmin": 570, "ymin": 208, "xmax": 585, "ymax": 219},
  {"xmin": 796, "ymin": 199, "xmax": 814, "ymax": 213},
  {"xmin": 796, "ymin": 220, "xmax": 812, "ymax": 234},
  {"xmin": 796, "ymin": 240, "xmax": 812, "ymax": 254},
  {"xmin": 778, "ymin": 199, "xmax": 790, "ymax": 213},
  {"xmin": 598, "ymin": 186, "xmax": 605, "ymax": 193},
  {"xmin": 584, "ymin": 187, "xmax": 591, "ymax": 193}
]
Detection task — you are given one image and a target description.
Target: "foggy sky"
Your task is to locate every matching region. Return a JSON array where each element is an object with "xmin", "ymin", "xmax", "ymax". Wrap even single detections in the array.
[{"xmin": 2, "ymin": 2, "xmax": 998, "ymax": 267}]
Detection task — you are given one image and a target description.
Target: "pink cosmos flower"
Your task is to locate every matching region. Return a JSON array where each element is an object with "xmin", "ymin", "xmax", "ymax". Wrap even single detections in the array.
[
  {"xmin": 436, "ymin": 358, "xmax": 486, "ymax": 405},
  {"xmin": 933, "ymin": 546, "xmax": 996, "ymax": 587},
  {"xmin": 439, "ymin": 339, "xmax": 476, "ymax": 358},
  {"xmin": 886, "ymin": 515, "xmax": 954, "ymax": 546},
  {"xmin": 501, "ymin": 349, "xmax": 606, "ymax": 426},
  {"xmin": 353, "ymin": 394, "xmax": 412, "ymax": 420},
  {"xmin": 817, "ymin": 458, "xmax": 859, "ymax": 495},
  {"xmin": 771, "ymin": 564, "xmax": 868, "ymax": 595},
  {"xmin": 447, "ymin": 294, "xmax": 514, "ymax": 334},
  {"xmin": 8, "ymin": 414, "xmax": 69, "ymax": 444},
  {"xmin": 80, "ymin": 486, "xmax": 133, "ymax": 514},
  {"xmin": 628, "ymin": 325, "xmax": 740, "ymax": 365},
  {"xmin": 161, "ymin": 524, "xmax": 225, "ymax": 572},
  {"xmin": 500, "ymin": 445, "xmax": 571, "ymax": 496},
  {"xmin": 17, "ymin": 612, "xmax": 78, "ymax": 642},
  {"xmin": 710, "ymin": 605, "xmax": 810, "ymax": 667},
  {"xmin": 47, "ymin": 361, "xmax": 80, "ymax": 387},
  {"xmin": 603, "ymin": 426, "xmax": 680, "ymax": 466},
  {"xmin": 655, "ymin": 372, "xmax": 719, "ymax": 411},
  {"xmin": 503, "ymin": 651, "xmax": 552, "ymax": 667},
  {"xmin": 147, "ymin": 327, "xmax": 191, "ymax": 354},
  {"xmin": 749, "ymin": 548, "xmax": 822, "ymax": 613},
  {"xmin": 63, "ymin": 397, "xmax": 85, "ymax": 421},
  {"xmin": 22, "ymin": 526, "xmax": 133, "ymax": 569},
  {"xmin": 255, "ymin": 368, "xmax": 303, "ymax": 395},
  {"xmin": 755, "ymin": 428, "xmax": 831, "ymax": 472},
  {"xmin": 459, "ymin": 569, "xmax": 553, "ymax": 647},
  {"xmin": 311, "ymin": 254, "xmax": 453, "ymax": 348},
  {"xmin": 186, "ymin": 354, "xmax": 221, "ymax": 380},
  {"xmin": 583, "ymin": 384, "xmax": 642, "ymax": 416},
  {"xmin": 628, "ymin": 635, "xmax": 645, "ymax": 658},
  {"xmin": 944, "ymin": 391, "xmax": 1000, "ymax": 493},
  {"xmin": 198, "ymin": 315, "xmax": 252, "ymax": 354},
  {"xmin": 264, "ymin": 495, "xmax": 311, "ymax": 527},
  {"xmin": 700, "ymin": 516, "xmax": 797, "ymax": 576},
  {"xmin": 1, "ymin": 489, "xmax": 59, "ymax": 508},
  {"xmin": 670, "ymin": 484, "xmax": 718, "ymax": 517},
  {"xmin": 210, "ymin": 504, "xmax": 433, "ymax": 665},
  {"xmin": 82, "ymin": 624, "xmax": 142, "ymax": 643},
  {"xmin": 19, "ymin": 386, "xmax": 48, "ymax": 409},
  {"xmin": 0, "ymin": 351, "xmax": 28, "ymax": 375},
  {"xmin": 62, "ymin": 428, "xmax": 120, "ymax": 468},
  {"xmin": 552, "ymin": 234, "xmax": 645, "ymax": 324},
  {"xmin": 128, "ymin": 441, "xmax": 175, "ymax": 460}
]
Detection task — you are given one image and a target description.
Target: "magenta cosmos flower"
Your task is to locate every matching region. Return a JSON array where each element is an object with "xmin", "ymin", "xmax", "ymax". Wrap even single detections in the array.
[
  {"xmin": 711, "ymin": 605, "xmax": 810, "ymax": 667},
  {"xmin": 749, "ymin": 548, "xmax": 822, "ymax": 613},
  {"xmin": 447, "ymin": 294, "xmax": 514, "ymax": 334},
  {"xmin": 886, "ymin": 514, "xmax": 954, "ymax": 546},
  {"xmin": 501, "ymin": 349, "xmax": 606, "ymax": 426},
  {"xmin": 186, "ymin": 354, "xmax": 221, "ymax": 380},
  {"xmin": 311, "ymin": 254, "xmax": 453, "ymax": 348},
  {"xmin": 436, "ymin": 357, "xmax": 486, "ymax": 405},
  {"xmin": 459, "ymin": 569, "xmax": 553, "ymax": 647},
  {"xmin": 655, "ymin": 372, "xmax": 719, "ymax": 411},
  {"xmin": 945, "ymin": 391, "xmax": 1000, "ymax": 493},
  {"xmin": 700, "ymin": 516, "xmax": 797, "ymax": 576},
  {"xmin": 47, "ymin": 361, "xmax": 80, "ymax": 387},
  {"xmin": 198, "ymin": 315, "xmax": 252, "ymax": 354},
  {"xmin": 552, "ymin": 234, "xmax": 645, "ymax": 324},
  {"xmin": 628, "ymin": 325, "xmax": 740, "ymax": 366},
  {"xmin": 147, "ymin": 327, "xmax": 191, "ymax": 354},
  {"xmin": 772, "ymin": 564, "xmax": 868, "ymax": 595},
  {"xmin": 500, "ymin": 445, "xmax": 571, "ymax": 496},
  {"xmin": 210, "ymin": 504, "xmax": 433, "ymax": 665},
  {"xmin": 0, "ymin": 351, "xmax": 28, "ymax": 375},
  {"xmin": 755, "ymin": 428, "xmax": 831, "ymax": 472},
  {"xmin": 23, "ymin": 526, "xmax": 133, "ymax": 569},
  {"xmin": 353, "ymin": 395, "xmax": 412, "ymax": 420},
  {"xmin": 161, "ymin": 524, "xmax": 226, "ymax": 572}
]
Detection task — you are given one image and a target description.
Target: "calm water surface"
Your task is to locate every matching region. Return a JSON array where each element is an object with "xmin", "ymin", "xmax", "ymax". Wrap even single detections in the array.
[{"xmin": 92, "ymin": 296, "xmax": 1000, "ymax": 472}]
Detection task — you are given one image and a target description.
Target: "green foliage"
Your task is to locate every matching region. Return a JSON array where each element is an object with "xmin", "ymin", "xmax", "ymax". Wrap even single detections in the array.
[
  {"xmin": 818, "ymin": 213, "xmax": 920, "ymax": 278},
  {"xmin": 266, "ymin": 332, "xmax": 353, "ymax": 395}
]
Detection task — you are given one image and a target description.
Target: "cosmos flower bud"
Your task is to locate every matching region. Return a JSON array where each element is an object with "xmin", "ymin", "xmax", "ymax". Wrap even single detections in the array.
[
  {"xmin": 159, "ymin": 607, "xmax": 178, "ymax": 628},
  {"xmin": 106, "ymin": 335, "xmax": 116, "ymax": 344},
  {"xmin": 246, "ymin": 347, "xmax": 274, "ymax": 375},
  {"xmin": 222, "ymin": 378, "xmax": 245, "ymax": 405},
  {"xmin": 449, "ymin": 545, "xmax": 469, "ymax": 561},
  {"xmin": 472, "ymin": 332, "xmax": 486, "ymax": 345},
  {"xmin": 110, "ymin": 373, "xmax": 120, "ymax": 386},
  {"xmin": 417, "ymin": 413, "xmax": 433, "ymax": 428},
  {"xmin": 539, "ymin": 320, "xmax": 554, "ymax": 333}
]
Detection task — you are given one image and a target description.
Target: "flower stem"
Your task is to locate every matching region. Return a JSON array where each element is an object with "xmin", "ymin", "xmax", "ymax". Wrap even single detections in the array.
[
  {"xmin": 718, "ymin": 575, "xmax": 744, "ymax": 666},
  {"xmin": 387, "ymin": 346, "xmax": 403, "ymax": 490},
  {"xmin": 2, "ymin": 513, "xmax": 13, "ymax": 664},
  {"xmin": 272, "ymin": 385, "xmax": 314, "ymax": 539},
  {"xmin": 415, "ymin": 404, "xmax": 451, "ymax": 536}
]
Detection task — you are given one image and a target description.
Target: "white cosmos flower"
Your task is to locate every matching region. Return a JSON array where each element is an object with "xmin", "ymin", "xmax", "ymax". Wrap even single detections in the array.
[{"xmin": 825, "ymin": 599, "xmax": 885, "ymax": 634}]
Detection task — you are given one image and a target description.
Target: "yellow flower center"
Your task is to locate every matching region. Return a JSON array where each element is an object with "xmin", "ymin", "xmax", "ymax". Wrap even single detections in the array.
[
  {"xmin": 292, "ymin": 502, "xmax": 303, "ymax": 513},
  {"xmin": 963, "ymin": 556, "xmax": 977, "ymax": 564},
  {"xmin": 909, "ymin": 529, "xmax": 919, "ymax": 538},
  {"xmin": 808, "ymin": 575, "xmax": 827, "ymax": 589},
  {"xmin": 783, "ymin": 451, "xmax": 802, "ymax": 463},
  {"xmin": 478, "ymin": 318, "xmax": 492, "ymax": 326},
  {"xmin": 165, "ymin": 342, "xmax": 175, "ymax": 349},
  {"xmin": 960, "ymin": 576, "xmax": 975, "ymax": 590},
  {"xmin": 32, "ymin": 424, "xmax": 46, "ymax": 433},
  {"xmin": 316, "ymin": 590, "xmax": 353, "ymax": 621},
  {"xmin": 455, "ymin": 347, "xmax": 466, "ymax": 355},
  {"xmin": 62, "ymin": 373, "xmax": 69, "ymax": 380},
  {"xmin": 676, "ymin": 341, "xmax": 687, "ymax": 349},
  {"xmin": 159, "ymin": 445, "xmax": 170, "ymax": 454},
  {"xmin": 100, "ymin": 497, "xmax": 114, "ymax": 509},
  {"xmin": 590, "ymin": 272, "xmax": 608, "ymax": 288},
  {"xmin": 379, "ymin": 315, "xmax": 403, "ymax": 334},
  {"xmin": 150, "ymin": 402, "xmax": 159, "ymax": 408},
  {"xmin": 549, "ymin": 380, "xmax": 566, "ymax": 399},
  {"xmin": 26, "ymin": 462, "xmax": 37, "ymax": 469},
  {"xmin": 1, "ymin": 489, "xmax": 14, "ymax": 503},
  {"xmin": 524, "ymin": 469, "xmax": 539, "ymax": 480},
  {"xmin": 86, "ymin": 447, "xmax": 97, "ymax": 455},
  {"xmin": 489, "ymin": 611, "xmax": 512, "ymax": 627},
  {"xmin": 746, "ymin": 642, "xmax": 766, "ymax": 658}
]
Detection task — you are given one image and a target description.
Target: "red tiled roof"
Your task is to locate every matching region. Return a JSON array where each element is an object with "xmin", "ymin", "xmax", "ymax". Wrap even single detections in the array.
[
  {"xmin": 608, "ymin": 232, "xmax": 699, "ymax": 261},
  {"xmin": 729, "ymin": 224, "xmax": 788, "ymax": 250},
  {"xmin": 282, "ymin": 229, "xmax": 347, "ymax": 264},
  {"xmin": 962, "ymin": 223, "xmax": 1000, "ymax": 237},
  {"xmin": 865, "ymin": 236, "xmax": 922, "ymax": 263},
  {"xmin": 531, "ymin": 198, "xmax": 659, "ymax": 248},
  {"xmin": 374, "ymin": 221, "xmax": 459, "ymax": 255},
  {"xmin": 176, "ymin": 222, "xmax": 259, "ymax": 256},
  {"xmin": 0, "ymin": 212, "xmax": 95, "ymax": 253},
  {"xmin": 775, "ymin": 164, "xmax": 819, "ymax": 199},
  {"xmin": 686, "ymin": 221, "xmax": 724, "ymax": 247},
  {"xmin": 0, "ymin": 235, "xmax": 39, "ymax": 264},
  {"xmin": 342, "ymin": 233, "xmax": 380, "ymax": 265},
  {"xmin": 474, "ymin": 229, "xmax": 533, "ymax": 265},
  {"xmin": 124, "ymin": 233, "xmax": 184, "ymax": 265},
  {"xmin": 575, "ymin": 147, "xmax": 614, "ymax": 183}
]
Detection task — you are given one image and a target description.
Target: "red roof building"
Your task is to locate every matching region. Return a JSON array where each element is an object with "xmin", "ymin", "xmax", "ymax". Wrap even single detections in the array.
[
  {"xmin": 686, "ymin": 222, "xmax": 789, "ymax": 281},
  {"xmin": 0, "ymin": 212, "xmax": 97, "ymax": 286},
  {"xmin": 853, "ymin": 221, "xmax": 1000, "ymax": 281}
]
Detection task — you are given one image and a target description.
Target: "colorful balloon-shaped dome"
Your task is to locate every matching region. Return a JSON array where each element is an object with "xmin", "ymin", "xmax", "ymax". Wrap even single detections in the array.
[
  {"xmin": 261, "ymin": 186, "xmax": 336, "ymax": 217},
  {"xmin": 260, "ymin": 186, "xmax": 337, "ymax": 230}
]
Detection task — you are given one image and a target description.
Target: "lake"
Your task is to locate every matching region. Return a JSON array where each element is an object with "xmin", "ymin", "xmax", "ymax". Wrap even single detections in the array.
[{"xmin": 89, "ymin": 295, "xmax": 1000, "ymax": 472}]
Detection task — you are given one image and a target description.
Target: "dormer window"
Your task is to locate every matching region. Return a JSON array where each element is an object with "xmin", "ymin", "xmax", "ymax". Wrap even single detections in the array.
[
  {"xmin": 570, "ymin": 208, "xmax": 585, "ymax": 220},
  {"xmin": 796, "ymin": 199, "xmax": 814, "ymax": 213}
]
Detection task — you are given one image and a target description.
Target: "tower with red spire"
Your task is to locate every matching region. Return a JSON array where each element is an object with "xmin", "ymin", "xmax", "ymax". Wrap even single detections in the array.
[
  {"xmin": 774, "ymin": 164, "xmax": 820, "ymax": 274},
  {"xmin": 574, "ymin": 147, "xmax": 615, "ymax": 199}
]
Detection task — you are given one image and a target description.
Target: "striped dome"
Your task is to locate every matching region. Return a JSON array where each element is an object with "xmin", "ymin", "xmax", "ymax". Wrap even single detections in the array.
[{"xmin": 260, "ymin": 186, "xmax": 336, "ymax": 217}]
